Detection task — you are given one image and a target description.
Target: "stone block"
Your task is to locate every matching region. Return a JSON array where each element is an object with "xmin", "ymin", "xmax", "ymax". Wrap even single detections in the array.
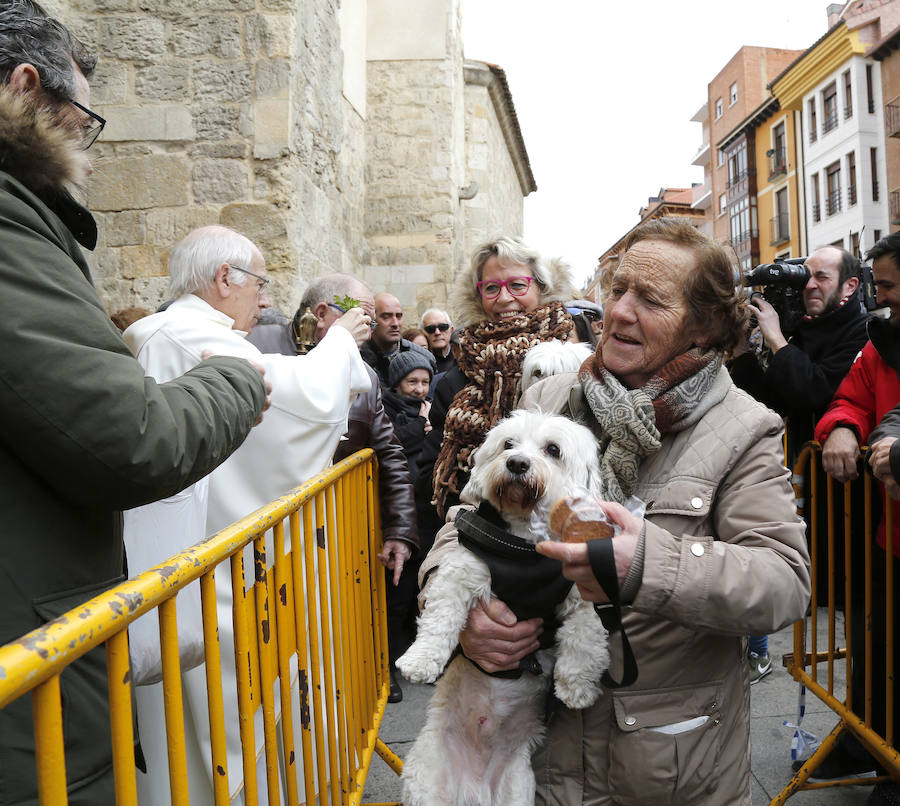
[
  {"xmin": 246, "ymin": 14, "xmax": 293, "ymax": 58},
  {"xmin": 135, "ymin": 63, "xmax": 191, "ymax": 101},
  {"xmin": 88, "ymin": 155, "xmax": 190, "ymax": 211},
  {"xmin": 137, "ymin": 0, "xmax": 254, "ymax": 15},
  {"xmin": 90, "ymin": 64, "xmax": 129, "ymax": 105},
  {"xmin": 133, "ymin": 276, "xmax": 172, "ymax": 311},
  {"xmin": 192, "ymin": 159, "xmax": 248, "ymax": 204},
  {"xmin": 101, "ymin": 105, "xmax": 194, "ymax": 142},
  {"xmin": 99, "ymin": 18, "xmax": 165, "ymax": 61},
  {"xmin": 220, "ymin": 203, "xmax": 287, "ymax": 244},
  {"xmin": 253, "ymin": 99, "xmax": 290, "ymax": 159},
  {"xmin": 192, "ymin": 103, "xmax": 250, "ymax": 141},
  {"xmin": 97, "ymin": 210, "xmax": 146, "ymax": 246},
  {"xmin": 169, "ymin": 16, "xmax": 244, "ymax": 59},
  {"xmin": 71, "ymin": 0, "xmax": 137, "ymax": 9},
  {"xmin": 255, "ymin": 59, "xmax": 290, "ymax": 98},
  {"xmin": 192, "ymin": 60, "xmax": 253, "ymax": 103},
  {"xmin": 145, "ymin": 205, "xmax": 221, "ymax": 245},
  {"xmin": 118, "ymin": 245, "xmax": 169, "ymax": 279},
  {"xmin": 190, "ymin": 142, "xmax": 249, "ymax": 159}
]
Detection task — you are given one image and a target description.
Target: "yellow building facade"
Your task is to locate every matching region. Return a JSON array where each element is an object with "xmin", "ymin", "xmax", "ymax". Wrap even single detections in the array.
[{"xmin": 754, "ymin": 103, "xmax": 806, "ymax": 264}]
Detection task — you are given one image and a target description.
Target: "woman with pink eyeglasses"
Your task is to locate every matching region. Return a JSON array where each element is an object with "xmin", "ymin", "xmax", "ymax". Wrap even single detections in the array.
[{"xmin": 412, "ymin": 235, "xmax": 576, "ymax": 550}]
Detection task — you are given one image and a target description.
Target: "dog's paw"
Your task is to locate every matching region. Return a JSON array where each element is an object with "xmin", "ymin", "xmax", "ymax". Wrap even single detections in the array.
[
  {"xmin": 554, "ymin": 674, "xmax": 601, "ymax": 710},
  {"xmin": 395, "ymin": 648, "xmax": 444, "ymax": 684}
]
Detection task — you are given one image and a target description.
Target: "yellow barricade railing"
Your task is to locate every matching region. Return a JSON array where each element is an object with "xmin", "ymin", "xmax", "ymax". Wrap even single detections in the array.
[
  {"xmin": 0, "ymin": 449, "xmax": 404, "ymax": 805},
  {"xmin": 773, "ymin": 442, "xmax": 899, "ymax": 804}
]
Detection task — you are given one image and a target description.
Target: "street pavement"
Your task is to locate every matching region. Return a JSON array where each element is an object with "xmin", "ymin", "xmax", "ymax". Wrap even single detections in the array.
[{"xmin": 363, "ymin": 616, "xmax": 876, "ymax": 804}]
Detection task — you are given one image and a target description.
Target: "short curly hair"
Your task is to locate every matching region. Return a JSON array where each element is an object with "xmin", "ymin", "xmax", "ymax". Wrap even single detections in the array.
[{"xmin": 623, "ymin": 218, "xmax": 747, "ymax": 353}]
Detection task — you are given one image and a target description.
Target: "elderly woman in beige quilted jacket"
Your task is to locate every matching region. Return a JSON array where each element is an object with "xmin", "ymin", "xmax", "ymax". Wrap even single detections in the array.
[{"xmin": 419, "ymin": 218, "xmax": 810, "ymax": 805}]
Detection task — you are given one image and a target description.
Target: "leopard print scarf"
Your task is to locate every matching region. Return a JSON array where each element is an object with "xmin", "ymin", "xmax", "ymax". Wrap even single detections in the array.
[
  {"xmin": 578, "ymin": 347, "xmax": 726, "ymax": 504},
  {"xmin": 432, "ymin": 301, "xmax": 573, "ymax": 517}
]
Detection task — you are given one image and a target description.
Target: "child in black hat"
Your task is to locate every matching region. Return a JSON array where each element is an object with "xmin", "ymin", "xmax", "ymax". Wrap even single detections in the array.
[{"xmin": 383, "ymin": 350, "xmax": 434, "ymax": 482}]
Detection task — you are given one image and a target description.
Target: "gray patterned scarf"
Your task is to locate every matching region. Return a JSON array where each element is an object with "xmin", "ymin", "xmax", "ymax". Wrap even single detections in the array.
[{"xmin": 579, "ymin": 347, "xmax": 727, "ymax": 504}]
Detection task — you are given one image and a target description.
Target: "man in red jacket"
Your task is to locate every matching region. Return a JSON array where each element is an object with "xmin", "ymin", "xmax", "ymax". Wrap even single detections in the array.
[{"xmin": 812, "ymin": 232, "xmax": 900, "ymax": 801}]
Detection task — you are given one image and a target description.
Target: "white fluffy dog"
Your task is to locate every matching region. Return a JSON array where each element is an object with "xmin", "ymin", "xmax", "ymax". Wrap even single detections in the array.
[
  {"xmin": 520, "ymin": 340, "xmax": 593, "ymax": 393},
  {"xmin": 396, "ymin": 410, "xmax": 609, "ymax": 806}
]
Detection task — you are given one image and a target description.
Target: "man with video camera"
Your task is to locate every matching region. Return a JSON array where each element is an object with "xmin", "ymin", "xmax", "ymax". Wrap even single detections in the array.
[
  {"xmin": 731, "ymin": 246, "xmax": 870, "ymax": 463},
  {"xmin": 729, "ymin": 246, "xmax": 870, "ymax": 682}
]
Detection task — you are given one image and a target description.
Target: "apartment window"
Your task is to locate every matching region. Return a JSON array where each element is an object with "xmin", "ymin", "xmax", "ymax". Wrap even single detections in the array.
[
  {"xmin": 770, "ymin": 122, "xmax": 787, "ymax": 177},
  {"xmin": 729, "ymin": 82, "xmax": 738, "ymax": 106},
  {"xmin": 866, "ymin": 64, "xmax": 875, "ymax": 114},
  {"xmin": 847, "ymin": 151, "xmax": 857, "ymax": 206},
  {"xmin": 771, "ymin": 186, "xmax": 789, "ymax": 245},
  {"xmin": 719, "ymin": 193, "xmax": 727, "ymax": 216},
  {"xmin": 871, "ymin": 147, "xmax": 880, "ymax": 201},
  {"xmin": 717, "ymin": 148, "xmax": 725, "ymax": 167},
  {"xmin": 715, "ymin": 97, "xmax": 723, "ymax": 119},
  {"xmin": 730, "ymin": 196, "xmax": 751, "ymax": 245},
  {"xmin": 727, "ymin": 141, "xmax": 747, "ymax": 187},
  {"xmin": 843, "ymin": 70, "xmax": 853, "ymax": 119},
  {"xmin": 823, "ymin": 82, "xmax": 838, "ymax": 133},
  {"xmin": 811, "ymin": 174, "xmax": 821, "ymax": 222},
  {"xmin": 875, "ymin": 229, "xmax": 882, "ymax": 243},
  {"xmin": 851, "ymin": 231, "xmax": 860, "ymax": 258},
  {"xmin": 808, "ymin": 98, "xmax": 818, "ymax": 143},
  {"xmin": 826, "ymin": 161, "xmax": 841, "ymax": 215}
]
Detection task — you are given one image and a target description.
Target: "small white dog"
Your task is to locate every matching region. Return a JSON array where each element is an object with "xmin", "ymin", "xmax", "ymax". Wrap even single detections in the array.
[
  {"xmin": 520, "ymin": 340, "xmax": 593, "ymax": 394},
  {"xmin": 396, "ymin": 410, "xmax": 609, "ymax": 806}
]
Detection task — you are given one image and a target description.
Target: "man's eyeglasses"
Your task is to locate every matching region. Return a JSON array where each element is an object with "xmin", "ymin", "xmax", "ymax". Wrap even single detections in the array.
[
  {"xmin": 477, "ymin": 276, "xmax": 533, "ymax": 299},
  {"xmin": 424, "ymin": 322, "xmax": 451, "ymax": 334},
  {"xmin": 227, "ymin": 264, "xmax": 270, "ymax": 294},
  {"xmin": 68, "ymin": 99, "xmax": 105, "ymax": 150}
]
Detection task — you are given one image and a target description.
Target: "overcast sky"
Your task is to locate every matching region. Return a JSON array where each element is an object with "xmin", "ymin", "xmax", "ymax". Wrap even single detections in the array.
[{"xmin": 461, "ymin": 0, "xmax": 837, "ymax": 288}]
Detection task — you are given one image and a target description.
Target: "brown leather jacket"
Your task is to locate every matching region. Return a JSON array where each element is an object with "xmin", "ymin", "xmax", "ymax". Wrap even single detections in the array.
[{"xmin": 250, "ymin": 323, "xmax": 419, "ymax": 550}]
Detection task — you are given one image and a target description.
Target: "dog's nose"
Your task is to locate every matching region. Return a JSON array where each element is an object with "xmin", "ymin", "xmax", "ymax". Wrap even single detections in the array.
[{"xmin": 506, "ymin": 455, "xmax": 530, "ymax": 475}]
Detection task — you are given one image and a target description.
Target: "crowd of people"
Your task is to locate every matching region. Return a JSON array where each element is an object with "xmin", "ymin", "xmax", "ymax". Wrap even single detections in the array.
[{"xmin": 1, "ymin": 2, "xmax": 900, "ymax": 805}]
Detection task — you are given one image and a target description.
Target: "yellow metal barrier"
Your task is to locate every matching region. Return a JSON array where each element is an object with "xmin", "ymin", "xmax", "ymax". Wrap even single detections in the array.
[
  {"xmin": 0, "ymin": 449, "xmax": 404, "ymax": 805},
  {"xmin": 773, "ymin": 443, "xmax": 900, "ymax": 804}
]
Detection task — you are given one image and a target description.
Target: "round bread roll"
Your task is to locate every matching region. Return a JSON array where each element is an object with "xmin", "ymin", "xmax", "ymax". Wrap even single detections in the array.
[{"xmin": 549, "ymin": 496, "xmax": 615, "ymax": 542}]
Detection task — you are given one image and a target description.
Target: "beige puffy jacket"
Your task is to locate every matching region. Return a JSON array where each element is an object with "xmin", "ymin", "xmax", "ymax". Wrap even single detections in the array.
[{"xmin": 419, "ymin": 369, "xmax": 810, "ymax": 806}]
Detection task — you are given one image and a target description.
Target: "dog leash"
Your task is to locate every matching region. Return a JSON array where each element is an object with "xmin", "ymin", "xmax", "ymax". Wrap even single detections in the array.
[{"xmin": 586, "ymin": 538, "xmax": 639, "ymax": 688}]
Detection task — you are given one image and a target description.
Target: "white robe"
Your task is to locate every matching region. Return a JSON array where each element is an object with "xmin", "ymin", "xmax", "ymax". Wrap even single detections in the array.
[{"xmin": 122, "ymin": 294, "xmax": 370, "ymax": 805}]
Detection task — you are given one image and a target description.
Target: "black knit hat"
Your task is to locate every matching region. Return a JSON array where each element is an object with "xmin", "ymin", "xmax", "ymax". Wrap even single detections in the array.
[{"xmin": 388, "ymin": 349, "xmax": 434, "ymax": 389}]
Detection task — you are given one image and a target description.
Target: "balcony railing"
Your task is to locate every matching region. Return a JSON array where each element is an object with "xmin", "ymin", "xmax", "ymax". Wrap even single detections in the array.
[
  {"xmin": 770, "ymin": 212, "xmax": 790, "ymax": 245},
  {"xmin": 726, "ymin": 169, "xmax": 748, "ymax": 189},
  {"xmin": 768, "ymin": 148, "xmax": 787, "ymax": 180},
  {"xmin": 812, "ymin": 203, "xmax": 821, "ymax": 223},
  {"xmin": 809, "ymin": 125, "xmax": 817, "ymax": 144},
  {"xmin": 848, "ymin": 185, "xmax": 857, "ymax": 207},
  {"xmin": 874, "ymin": 179, "xmax": 880, "ymax": 203},
  {"xmin": 826, "ymin": 190, "xmax": 842, "ymax": 216},
  {"xmin": 888, "ymin": 102, "xmax": 900, "ymax": 136},
  {"xmin": 823, "ymin": 111, "xmax": 838, "ymax": 133},
  {"xmin": 844, "ymin": 104, "xmax": 853, "ymax": 120},
  {"xmin": 891, "ymin": 189, "xmax": 900, "ymax": 225},
  {"xmin": 731, "ymin": 228, "xmax": 759, "ymax": 247}
]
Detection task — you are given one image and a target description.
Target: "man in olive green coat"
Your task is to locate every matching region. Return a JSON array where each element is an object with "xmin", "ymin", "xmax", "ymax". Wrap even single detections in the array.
[{"xmin": 0, "ymin": 3, "xmax": 268, "ymax": 803}]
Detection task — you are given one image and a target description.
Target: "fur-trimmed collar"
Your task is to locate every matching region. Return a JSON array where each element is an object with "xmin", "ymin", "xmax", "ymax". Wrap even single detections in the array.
[
  {"xmin": 450, "ymin": 256, "xmax": 577, "ymax": 329},
  {"xmin": 0, "ymin": 84, "xmax": 87, "ymax": 194}
]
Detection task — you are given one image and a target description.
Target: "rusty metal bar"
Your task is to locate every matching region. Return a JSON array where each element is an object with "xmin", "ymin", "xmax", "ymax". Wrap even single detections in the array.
[
  {"xmin": 31, "ymin": 676, "xmax": 67, "ymax": 805},
  {"xmin": 158, "ymin": 597, "xmax": 189, "ymax": 806},
  {"xmin": 106, "ymin": 630, "xmax": 138, "ymax": 806},
  {"xmin": 200, "ymin": 569, "xmax": 231, "ymax": 806}
]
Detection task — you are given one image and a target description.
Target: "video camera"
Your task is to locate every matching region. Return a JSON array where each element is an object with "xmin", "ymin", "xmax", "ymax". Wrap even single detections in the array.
[
  {"xmin": 742, "ymin": 257, "xmax": 809, "ymax": 337},
  {"xmin": 742, "ymin": 256, "xmax": 879, "ymax": 338}
]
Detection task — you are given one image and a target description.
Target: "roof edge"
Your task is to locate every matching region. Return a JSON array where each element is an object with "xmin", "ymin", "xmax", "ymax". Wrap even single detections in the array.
[{"xmin": 464, "ymin": 59, "xmax": 537, "ymax": 196}]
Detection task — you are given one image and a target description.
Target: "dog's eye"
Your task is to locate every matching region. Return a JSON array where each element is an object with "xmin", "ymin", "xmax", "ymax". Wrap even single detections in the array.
[
  {"xmin": 533, "ymin": 368, "xmax": 543, "ymax": 377},
  {"xmin": 504, "ymin": 439, "xmax": 515, "ymax": 451},
  {"xmin": 545, "ymin": 442, "xmax": 561, "ymax": 459}
]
